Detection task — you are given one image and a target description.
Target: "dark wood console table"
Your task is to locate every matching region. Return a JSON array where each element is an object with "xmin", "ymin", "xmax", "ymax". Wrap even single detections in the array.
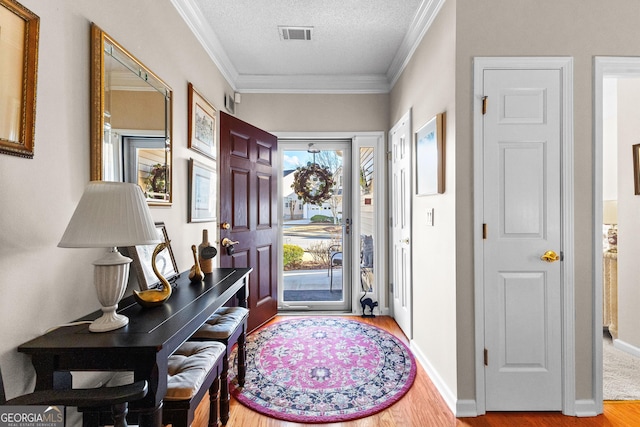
[{"xmin": 18, "ymin": 268, "xmax": 251, "ymax": 427}]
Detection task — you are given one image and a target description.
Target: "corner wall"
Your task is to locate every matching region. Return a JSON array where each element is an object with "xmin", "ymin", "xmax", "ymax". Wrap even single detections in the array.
[{"xmin": 389, "ymin": 0, "xmax": 458, "ymax": 403}]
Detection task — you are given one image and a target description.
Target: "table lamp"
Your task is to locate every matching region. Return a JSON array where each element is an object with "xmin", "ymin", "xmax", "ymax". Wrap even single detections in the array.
[{"xmin": 58, "ymin": 181, "xmax": 160, "ymax": 332}]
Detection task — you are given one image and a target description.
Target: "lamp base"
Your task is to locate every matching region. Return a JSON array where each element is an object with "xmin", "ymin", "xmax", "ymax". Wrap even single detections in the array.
[
  {"xmin": 90, "ymin": 249, "xmax": 132, "ymax": 333},
  {"xmin": 89, "ymin": 308, "xmax": 129, "ymax": 332}
]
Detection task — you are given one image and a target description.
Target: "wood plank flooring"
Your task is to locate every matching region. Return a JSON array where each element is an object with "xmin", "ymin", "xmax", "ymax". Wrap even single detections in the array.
[{"xmin": 193, "ymin": 315, "xmax": 640, "ymax": 427}]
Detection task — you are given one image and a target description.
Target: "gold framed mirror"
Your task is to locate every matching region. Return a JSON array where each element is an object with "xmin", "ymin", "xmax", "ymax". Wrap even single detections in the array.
[{"xmin": 90, "ymin": 23, "xmax": 172, "ymax": 205}]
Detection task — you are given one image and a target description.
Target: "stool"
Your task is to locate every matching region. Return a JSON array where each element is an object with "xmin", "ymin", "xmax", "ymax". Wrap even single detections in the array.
[
  {"xmin": 190, "ymin": 306, "xmax": 249, "ymax": 425},
  {"xmin": 79, "ymin": 341, "xmax": 225, "ymax": 427},
  {"xmin": 164, "ymin": 341, "xmax": 226, "ymax": 427}
]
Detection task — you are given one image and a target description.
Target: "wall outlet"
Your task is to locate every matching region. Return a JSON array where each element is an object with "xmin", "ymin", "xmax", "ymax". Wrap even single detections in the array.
[{"xmin": 426, "ymin": 208, "xmax": 434, "ymax": 226}]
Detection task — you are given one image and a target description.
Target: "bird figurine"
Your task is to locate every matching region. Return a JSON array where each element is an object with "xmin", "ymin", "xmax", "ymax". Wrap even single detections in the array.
[
  {"xmin": 133, "ymin": 242, "xmax": 172, "ymax": 308},
  {"xmin": 189, "ymin": 245, "xmax": 204, "ymax": 282}
]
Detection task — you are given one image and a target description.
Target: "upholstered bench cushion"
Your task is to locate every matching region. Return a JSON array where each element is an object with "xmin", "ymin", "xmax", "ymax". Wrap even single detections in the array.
[
  {"xmin": 165, "ymin": 341, "xmax": 225, "ymax": 401},
  {"xmin": 192, "ymin": 307, "xmax": 249, "ymax": 340}
]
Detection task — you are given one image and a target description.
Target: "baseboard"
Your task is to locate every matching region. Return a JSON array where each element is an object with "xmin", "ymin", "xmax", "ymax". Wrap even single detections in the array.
[
  {"xmin": 456, "ymin": 399, "xmax": 479, "ymax": 417},
  {"xmin": 613, "ymin": 337, "xmax": 640, "ymax": 357},
  {"xmin": 409, "ymin": 340, "xmax": 464, "ymax": 416},
  {"xmin": 573, "ymin": 399, "xmax": 600, "ymax": 417}
]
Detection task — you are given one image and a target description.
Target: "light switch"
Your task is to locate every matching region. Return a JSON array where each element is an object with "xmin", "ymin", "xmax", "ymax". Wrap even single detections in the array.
[{"xmin": 426, "ymin": 208, "xmax": 434, "ymax": 226}]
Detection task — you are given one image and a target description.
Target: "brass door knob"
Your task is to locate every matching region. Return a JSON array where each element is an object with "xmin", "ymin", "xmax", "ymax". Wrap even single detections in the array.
[
  {"xmin": 221, "ymin": 222, "xmax": 231, "ymax": 230},
  {"xmin": 540, "ymin": 250, "xmax": 560, "ymax": 262}
]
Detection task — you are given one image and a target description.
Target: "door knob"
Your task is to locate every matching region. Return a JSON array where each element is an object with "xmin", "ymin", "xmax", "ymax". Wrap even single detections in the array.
[
  {"xmin": 540, "ymin": 250, "xmax": 560, "ymax": 262},
  {"xmin": 221, "ymin": 222, "xmax": 231, "ymax": 230}
]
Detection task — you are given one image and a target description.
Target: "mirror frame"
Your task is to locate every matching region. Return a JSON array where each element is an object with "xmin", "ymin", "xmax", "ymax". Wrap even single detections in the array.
[{"xmin": 90, "ymin": 23, "xmax": 173, "ymax": 205}]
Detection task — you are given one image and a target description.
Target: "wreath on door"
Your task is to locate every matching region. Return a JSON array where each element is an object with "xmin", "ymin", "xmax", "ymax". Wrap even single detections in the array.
[{"xmin": 292, "ymin": 163, "xmax": 335, "ymax": 206}]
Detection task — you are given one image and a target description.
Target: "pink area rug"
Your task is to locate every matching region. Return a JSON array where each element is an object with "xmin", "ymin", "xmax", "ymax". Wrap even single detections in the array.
[{"xmin": 228, "ymin": 317, "xmax": 416, "ymax": 423}]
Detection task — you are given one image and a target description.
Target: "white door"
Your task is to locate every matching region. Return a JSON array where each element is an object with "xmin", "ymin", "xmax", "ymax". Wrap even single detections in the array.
[
  {"xmin": 390, "ymin": 112, "xmax": 412, "ymax": 339},
  {"xmin": 483, "ymin": 69, "xmax": 563, "ymax": 410}
]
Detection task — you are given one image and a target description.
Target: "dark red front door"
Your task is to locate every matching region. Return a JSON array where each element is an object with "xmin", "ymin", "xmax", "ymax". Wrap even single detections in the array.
[{"xmin": 219, "ymin": 112, "xmax": 278, "ymax": 332}]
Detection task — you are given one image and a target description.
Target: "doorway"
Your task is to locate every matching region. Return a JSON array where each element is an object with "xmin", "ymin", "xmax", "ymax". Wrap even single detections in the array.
[
  {"xmin": 279, "ymin": 140, "xmax": 352, "ymax": 312},
  {"xmin": 595, "ymin": 57, "xmax": 640, "ymax": 404}
]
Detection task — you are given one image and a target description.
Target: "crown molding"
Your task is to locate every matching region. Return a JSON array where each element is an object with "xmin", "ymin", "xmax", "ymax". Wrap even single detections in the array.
[
  {"xmin": 170, "ymin": 0, "xmax": 239, "ymax": 90},
  {"xmin": 171, "ymin": 0, "xmax": 445, "ymax": 94},
  {"xmin": 386, "ymin": 0, "xmax": 447, "ymax": 88}
]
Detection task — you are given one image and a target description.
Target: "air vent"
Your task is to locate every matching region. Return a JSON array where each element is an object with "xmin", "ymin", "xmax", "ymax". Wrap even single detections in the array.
[{"xmin": 279, "ymin": 26, "xmax": 313, "ymax": 41}]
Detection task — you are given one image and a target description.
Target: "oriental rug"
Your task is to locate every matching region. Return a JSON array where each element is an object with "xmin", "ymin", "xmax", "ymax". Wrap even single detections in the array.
[{"xmin": 228, "ymin": 317, "xmax": 416, "ymax": 423}]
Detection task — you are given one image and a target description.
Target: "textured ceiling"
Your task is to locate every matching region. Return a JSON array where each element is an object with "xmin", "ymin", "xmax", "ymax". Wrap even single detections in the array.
[{"xmin": 172, "ymin": 0, "xmax": 444, "ymax": 93}]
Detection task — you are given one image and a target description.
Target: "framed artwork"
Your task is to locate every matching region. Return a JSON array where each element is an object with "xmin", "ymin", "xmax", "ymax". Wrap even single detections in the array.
[
  {"xmin": 127, "ymin": 222, "xmax": 179, "ymax": 290},
  {"xmin": 0, "ymin": 0, "xmax": 39, "ymax": 158},
  {"xmin": 189, "ymin": 158, "xmax": 217, "ymax": 223},
  {"xmin": 634, "ymin": 144, "xmax": 640, "ymax": 195},
  {"xmin": 188, "ymin": 82, "xmax": 216, "ymax": 160},
  {"xmin": 415, "ymin": 112, "xmax": 446, "ymax": 195}
]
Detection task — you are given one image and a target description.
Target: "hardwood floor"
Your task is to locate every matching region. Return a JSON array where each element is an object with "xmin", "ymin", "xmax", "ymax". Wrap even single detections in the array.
[{"xmin": 194, "ymin": 315, "xmax": 640, "ymax": 427}]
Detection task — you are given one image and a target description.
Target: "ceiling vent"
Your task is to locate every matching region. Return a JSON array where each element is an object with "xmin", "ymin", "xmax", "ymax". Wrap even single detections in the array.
[{"xmin": 279, "ymin": 26, "xmax": 313, "ymax": 41}]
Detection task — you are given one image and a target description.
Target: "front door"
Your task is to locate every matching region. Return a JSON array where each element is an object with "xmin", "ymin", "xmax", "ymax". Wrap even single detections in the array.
[
  {"xmin": 279, "ymin": 140, "xmax": 352, "ymax": 312},
  {"xmin": 219, "ymin": 112, "xmax": 278, "ymax": 332},
  {"xmin": 482, "ymin": 68, "xmax": 563, "ymax": 410},
  {"xmin": 390, "ymin": 111, "xmax": 412, "ymax": 339}
]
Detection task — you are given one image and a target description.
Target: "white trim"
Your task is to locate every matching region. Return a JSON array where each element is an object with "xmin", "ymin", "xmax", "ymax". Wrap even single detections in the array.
[
  {"xmin": 387, "ymin": 0, "xmax": 446, "ymax": 88},
  {"xmin": 410, "ymin": 341, "xmax": 457, "ymax": 414},
  {"xmin": 593, "ymin": 57, "xmax": 640, "ymax": 416},
  {"xmin": 613, "ymin": 338, "xmax": 640, "ymax": 358},
  {"xmin": 473, "ymin": 57, "xmax": 575, "ymax": 415}
]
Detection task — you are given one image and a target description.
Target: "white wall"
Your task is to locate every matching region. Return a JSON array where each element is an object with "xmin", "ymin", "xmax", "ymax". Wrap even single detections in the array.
[{"xmin": 0, "ymin": 0, "xmax": 232, "ymax": 398}]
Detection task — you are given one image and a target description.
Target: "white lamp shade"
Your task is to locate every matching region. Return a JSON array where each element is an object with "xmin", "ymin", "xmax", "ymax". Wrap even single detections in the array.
[
  {"xmin": 59, "ymin": 181, "xmax": 161, "ymax": 248},
  {"xmin": 603, "ymin": 200, "xmax": 618, "ymax": 225}
]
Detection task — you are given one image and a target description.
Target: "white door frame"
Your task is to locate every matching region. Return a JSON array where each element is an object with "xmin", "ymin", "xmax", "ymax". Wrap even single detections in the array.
[
  {"xmin": 593, "ymin": 56, "xmax": 640, "ymax": 415},
  {"xmin": 473, "ymin": 57, "xmax": 575, "ymax": 415}
]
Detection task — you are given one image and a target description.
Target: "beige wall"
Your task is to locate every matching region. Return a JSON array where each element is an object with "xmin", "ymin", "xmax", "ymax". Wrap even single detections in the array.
[
  {"xmin": 237, "ymin": 93, "xmax": 389, "ymax": 133},
  {"xmin": 0, "ymin": 0, "xmax": 232, "ymax": 398},
  {"xmin": 389, "ymin": 0, "xmax": 458, "ymax": 398},
  {"xmin": 454, "ymin": 0, "xmax": 640, "ymax": 402}
]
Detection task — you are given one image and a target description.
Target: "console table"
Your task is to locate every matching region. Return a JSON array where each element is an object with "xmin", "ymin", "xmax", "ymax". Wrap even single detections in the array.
[{"xmin": 18, "ymin": 268, "xmax": 251, "ymax": 427}]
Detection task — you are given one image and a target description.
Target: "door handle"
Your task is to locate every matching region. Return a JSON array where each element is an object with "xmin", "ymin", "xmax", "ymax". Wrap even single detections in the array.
[
  {"xmin": 221, "ymin": 238, "xmax": 239, "ymax": 247},
  {"xmin": 540, "ymin": 250, "xmax": 560, "ymax": 263}
]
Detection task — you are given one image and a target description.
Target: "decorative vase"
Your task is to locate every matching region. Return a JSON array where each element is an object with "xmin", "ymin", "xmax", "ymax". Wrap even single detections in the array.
[
  {"xmin": 198, "ymin": 229, "xmax": 213, "ymax": 274},
  {"xmin": 189, "ymin": 245, "xmax": 205, "ymax": 282}
]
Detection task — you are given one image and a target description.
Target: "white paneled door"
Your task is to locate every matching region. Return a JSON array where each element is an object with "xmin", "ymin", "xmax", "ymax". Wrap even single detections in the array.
[
  {"xmin": 482, "ymin": 68, "xmax": 563, "ymax": 410},
  {"xmin": 390, "ymin": 111, "xmax": 412, "ymax": 340}
]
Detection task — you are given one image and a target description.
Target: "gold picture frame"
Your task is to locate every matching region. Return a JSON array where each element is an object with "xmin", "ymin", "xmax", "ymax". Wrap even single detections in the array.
[
  {"xmin": 0, "ymin": 0, "xmax": 39, "ymax": 158},
  {"xmin": 415, "ymin": 112, "xmax": 446, "ymax": 195},
  {"xmin": 188, "ymin": 83, "xmax": 216, "ymax": 160}
]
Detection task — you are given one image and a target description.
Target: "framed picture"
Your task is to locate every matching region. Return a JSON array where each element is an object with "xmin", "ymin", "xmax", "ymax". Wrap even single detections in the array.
[
  {"xmin": 189, "ymin": 158, "xmax": 217, "ymax": 223},
  {"xmin": 0, "ymin": 0, "xmax": 39, "ymax": 158},
  {"xmin": 127, "ymin": 222, "xmax": 179, "ymax": 290},
  {"xmin": 415, "ymin": 112, "xmax": 446, "ymax": 195},
  {"xmin": 634, "ymin": 144, "xmax": 640, "ymax": 195},
  {"xmin": 188, "ymin": 82, "xmax": 216, "ymax": 160}
]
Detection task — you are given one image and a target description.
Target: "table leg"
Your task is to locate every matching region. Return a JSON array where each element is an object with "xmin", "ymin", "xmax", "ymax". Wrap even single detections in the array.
[
  {"xmin": 220, "ymin": 356, "xmax": 230, "ymax": 425},
  {"xmin": 136, "ymin": 402, "xmax": 163, "ymax": 427}
]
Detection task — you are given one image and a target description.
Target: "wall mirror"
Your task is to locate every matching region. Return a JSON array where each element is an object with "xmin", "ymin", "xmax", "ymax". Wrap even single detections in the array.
[{"xmin": 90, "ymin": 23, "xmax": 172, "ymax": 205}]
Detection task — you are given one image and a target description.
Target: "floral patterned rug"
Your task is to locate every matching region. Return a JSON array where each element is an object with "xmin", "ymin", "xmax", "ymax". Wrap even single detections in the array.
[{"xmin": 228, "ymin": 317, "xmax": 416, "ymax": 423}]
